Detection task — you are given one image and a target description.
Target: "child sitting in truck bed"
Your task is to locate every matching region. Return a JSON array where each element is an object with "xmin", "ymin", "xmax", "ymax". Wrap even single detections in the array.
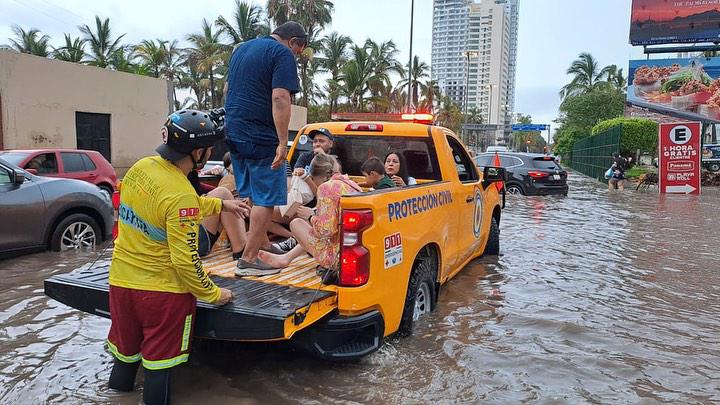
[{"xmin": 361, "ymin": 157, "xmax": 396, "ymax": 190}]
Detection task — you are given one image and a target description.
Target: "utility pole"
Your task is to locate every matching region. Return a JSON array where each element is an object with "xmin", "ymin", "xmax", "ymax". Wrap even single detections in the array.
[{"xmin": 406, "ymin": 0, "xmax": 415, "ymax": 112}]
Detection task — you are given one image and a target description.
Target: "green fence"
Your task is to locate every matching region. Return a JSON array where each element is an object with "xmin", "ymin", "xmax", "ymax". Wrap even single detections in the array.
[{"xmin": 567, "ymin": 126, "xmax": 622, "ymax": 182}]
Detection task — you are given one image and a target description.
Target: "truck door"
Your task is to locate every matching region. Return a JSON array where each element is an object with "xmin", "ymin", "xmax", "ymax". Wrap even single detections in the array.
[{"xmin": 445, "ymin": 136, "xmax": 484, "ymax": 278}]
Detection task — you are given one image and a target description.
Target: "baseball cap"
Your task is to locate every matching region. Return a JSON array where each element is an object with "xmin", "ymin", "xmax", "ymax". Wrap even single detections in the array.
[
  {"xmin": 308, "ymin": 128, "xmax": 334, "ymax": 141},
  {"xmin": 272, "ymin": 21, "xmax": 308, "ymax": 43}
]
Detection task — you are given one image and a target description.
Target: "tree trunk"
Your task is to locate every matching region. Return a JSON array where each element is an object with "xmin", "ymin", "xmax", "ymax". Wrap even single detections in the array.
[{"xmin": 209, "ymin": 67, "xmax": 216, "ymax": 108}]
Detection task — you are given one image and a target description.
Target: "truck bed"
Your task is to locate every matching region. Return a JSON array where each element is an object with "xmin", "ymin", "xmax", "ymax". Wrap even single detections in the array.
[{"xmin": 44, "ymin": 246, "xmax": 338, "ymax": 341}]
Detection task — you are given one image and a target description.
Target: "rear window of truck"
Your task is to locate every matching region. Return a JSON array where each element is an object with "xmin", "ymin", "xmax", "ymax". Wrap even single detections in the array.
[{"xmin": 291, "ymin": 135, "xmax": 442, "ymax": 182}]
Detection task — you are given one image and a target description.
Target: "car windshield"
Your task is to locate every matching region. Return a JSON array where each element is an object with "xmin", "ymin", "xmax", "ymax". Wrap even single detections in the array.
[
  {"xmin": 0, "ymin": 151, "xmax": 30, "ymax": 167},
  {"xmin": 532, "ymin": 157, "xmax": 562, "ymax": 170}
]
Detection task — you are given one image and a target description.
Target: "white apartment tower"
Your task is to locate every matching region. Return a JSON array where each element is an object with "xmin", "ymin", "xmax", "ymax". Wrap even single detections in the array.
[{"xmin": 432, "ymin": 0, "xmax": 519, "ymax": 144}]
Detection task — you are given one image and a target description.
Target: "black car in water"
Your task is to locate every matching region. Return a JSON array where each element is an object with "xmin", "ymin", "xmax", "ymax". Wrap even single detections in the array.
[{"xmin": 475, "ymin": 152, "xmax": 568, "ymax": 196}]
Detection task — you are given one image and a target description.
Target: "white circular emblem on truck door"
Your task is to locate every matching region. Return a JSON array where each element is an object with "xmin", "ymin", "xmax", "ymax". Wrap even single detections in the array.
[{"xmin": 473, "ymin": 188, "xmax": 483, "ymax": 239}]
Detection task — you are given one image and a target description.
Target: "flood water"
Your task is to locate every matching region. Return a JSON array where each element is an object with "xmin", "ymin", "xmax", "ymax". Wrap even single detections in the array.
[{"xmin": 1, "ymin": 172, "xmax": 719, "ymax": 404}]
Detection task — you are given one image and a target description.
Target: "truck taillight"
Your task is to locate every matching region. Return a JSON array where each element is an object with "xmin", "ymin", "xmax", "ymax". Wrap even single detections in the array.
[{"xmin": 339, "ymin": 209, "xmax": 373, "ymax": 287}]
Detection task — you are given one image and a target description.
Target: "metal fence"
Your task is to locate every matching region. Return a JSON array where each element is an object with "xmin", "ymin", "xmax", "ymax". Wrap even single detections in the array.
[{"xmin": 567, "ymin": 126, "xmax": 622, "ymax": 182}]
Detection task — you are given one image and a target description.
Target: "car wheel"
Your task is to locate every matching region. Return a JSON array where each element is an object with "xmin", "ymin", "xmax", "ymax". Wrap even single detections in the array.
[
  {"xmin": 506, "ymin": 184, "xmax": 524, "ymax": 195},
  {"xmin": 483, "ymin": 217, "xmax": 500, "ymax": 256},
  {"xmin": 398, "ymin": 258, "xmax": 437, "ymax": 336},
  {"xmin": 98, "ymin": 185, "xmax": 113, "ymax": 200},
  {"xmin": 50, "ymin": 213, "xmax": 100, "ymax": 252},
  {"xmin": 709, "ymin": 163, "xmax": 720, "ymax": 172}
]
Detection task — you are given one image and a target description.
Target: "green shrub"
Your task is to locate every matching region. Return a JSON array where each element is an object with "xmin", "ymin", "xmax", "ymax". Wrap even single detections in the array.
[{"xmin": 592, "ymin": 117, "xmax": 658, "ymax": 157}]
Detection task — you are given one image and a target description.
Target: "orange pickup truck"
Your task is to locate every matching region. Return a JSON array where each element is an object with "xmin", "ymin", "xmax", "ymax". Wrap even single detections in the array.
[{"xmin": 44, "ymin": 117, "xmax": 506, "ymax": 360}]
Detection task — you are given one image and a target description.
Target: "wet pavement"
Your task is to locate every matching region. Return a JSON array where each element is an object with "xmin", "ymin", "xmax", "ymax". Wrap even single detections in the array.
[{"xmin": 1, "ymin": 172, "xmax": 719, "ymax": 404}]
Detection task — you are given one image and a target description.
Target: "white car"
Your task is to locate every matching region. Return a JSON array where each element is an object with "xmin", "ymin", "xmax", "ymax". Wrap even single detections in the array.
[{"xmin": 486, "ymin": 145, "xmax": 509, "ymax": 153}]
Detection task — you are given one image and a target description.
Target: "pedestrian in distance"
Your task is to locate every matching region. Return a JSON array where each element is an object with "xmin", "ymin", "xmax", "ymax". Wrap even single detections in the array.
[
  {"xmin": 608, "ymin": 152, "xmax": 628, "ymax": 191},
  {"xmin": 106, "ymin": 109, "xmax": 249, "ymax": 405},
  {"xmin": 224, "ymin": 21, "xmax": 307, "ymax": 275}
]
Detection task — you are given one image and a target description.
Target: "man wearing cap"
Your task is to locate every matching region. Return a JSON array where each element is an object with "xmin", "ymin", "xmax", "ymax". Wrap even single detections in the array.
[
  {"xmin": 293, "ymin": 128, "xmax": 335, "ymax": 177},
  {"xmin": 224, "ymin": 21, "xmax": 307, "ymax": 274}
]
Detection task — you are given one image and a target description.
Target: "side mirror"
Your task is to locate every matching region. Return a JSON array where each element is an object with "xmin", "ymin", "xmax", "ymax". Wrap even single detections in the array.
[
  {"xmin": 11, "ymin": 169, "xmax": 26, "ymax": 185},
  {"xmin": 482, "ymin": 166, "xmax": 506, "ymax": 187},
  {"xmin": 26, "ymin": 168, "xmax": 38, "ymax": 175}
]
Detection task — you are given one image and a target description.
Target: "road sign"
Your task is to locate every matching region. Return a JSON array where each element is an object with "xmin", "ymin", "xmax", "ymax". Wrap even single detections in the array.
[
  {"xmin": 511, "ymin": 124, "xmax": 549, "ymax": 131},
  {"xmin": 658, "ymin": 122, "xmax": 701, "ymax": 195}
]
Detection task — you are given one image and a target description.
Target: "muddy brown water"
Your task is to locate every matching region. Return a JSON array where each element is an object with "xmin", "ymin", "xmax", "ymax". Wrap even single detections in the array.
[{"xmin": 1, "ymin": 172, "xmax": 719, "ymax": 404}]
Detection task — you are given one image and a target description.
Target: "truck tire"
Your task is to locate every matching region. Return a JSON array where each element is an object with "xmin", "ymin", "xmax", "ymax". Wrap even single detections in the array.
[
  {"xmin": 398, "ymin": 258, "xmax": 437, "ymax": 337},
  {"xmin": 483, "ymin": 217, "xmax": 500, "ymax": 256},
  {"xmin": 50, "ymin": 213, "xmax": 100, "ymax": 252}
]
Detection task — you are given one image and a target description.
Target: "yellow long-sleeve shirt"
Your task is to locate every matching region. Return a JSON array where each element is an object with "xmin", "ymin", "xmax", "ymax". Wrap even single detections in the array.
[{"xmin": 109, "ymin": 156, "xmax": 223, "ymax": 303}]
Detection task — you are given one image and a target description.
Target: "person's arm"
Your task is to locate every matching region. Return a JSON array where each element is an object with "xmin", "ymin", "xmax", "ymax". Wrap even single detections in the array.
[
  {"xmin": 271, "ymin": 88, "xmax": 291, "ymax": 169},
  {"xmin": 198, "ymin": 196, "xmax": 223, "ymax": 218},
  {"xmin": 165, "ymin": 194, "xmax": 221, "ymax": 303}
]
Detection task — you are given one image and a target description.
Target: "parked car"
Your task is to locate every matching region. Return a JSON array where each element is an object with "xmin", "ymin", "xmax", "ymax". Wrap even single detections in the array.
[
  {"xmin": 0, "ymin": 158, "xmax": 114, "ymax": 258},
  {"xmin": 476, "ymin": 152, "xmax": 568, "ymax": 196},
  {"xmin": 702, "ymin": 144, "xmax": 720, "ymax": 172},
  {"xmin": 0, "ymin": 149, "xmax": 117, "ymax": 198}
]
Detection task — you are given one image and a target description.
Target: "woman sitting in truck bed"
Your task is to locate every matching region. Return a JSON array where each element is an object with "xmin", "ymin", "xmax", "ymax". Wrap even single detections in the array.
[{"xmin": 258, "ymin": 154, "xmax": 362, "ymax": 270}]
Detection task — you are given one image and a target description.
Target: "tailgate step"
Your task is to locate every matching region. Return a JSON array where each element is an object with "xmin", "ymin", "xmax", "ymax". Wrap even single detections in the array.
[{"xmin": 44, "ymin": 265, "xmax": 336, "ymax": 340}]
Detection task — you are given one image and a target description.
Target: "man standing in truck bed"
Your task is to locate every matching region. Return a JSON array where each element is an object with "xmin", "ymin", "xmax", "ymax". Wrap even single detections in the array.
[{"xmin": 224, "ymin": 21, "xmax": 305, "ymax": 275}]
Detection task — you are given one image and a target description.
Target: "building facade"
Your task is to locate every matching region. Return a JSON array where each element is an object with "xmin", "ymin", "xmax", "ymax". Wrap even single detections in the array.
[
  {"xmin": 432, "ymin": 0, "xmax": 519, "ymax": 146},
  {"xmin": 0, "ymin": 51, "xmax": 307, "ymax": 175}
]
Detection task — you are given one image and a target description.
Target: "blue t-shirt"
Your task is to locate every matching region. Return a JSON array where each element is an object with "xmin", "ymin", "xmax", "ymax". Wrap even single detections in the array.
[{"xmin": 225, "ymin": 37, "xmax": 300, "ymax": 148}]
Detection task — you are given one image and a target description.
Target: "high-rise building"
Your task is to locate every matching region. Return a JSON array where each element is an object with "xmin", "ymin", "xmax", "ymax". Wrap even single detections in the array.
[{"xmin": 432, "ymin": 0, "xmax": 519, "ymax": 145}]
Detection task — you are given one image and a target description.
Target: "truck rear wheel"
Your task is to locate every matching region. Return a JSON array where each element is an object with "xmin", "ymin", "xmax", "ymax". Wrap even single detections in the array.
[
  {"xmin": 483, "ymin": 217, "xmax": 500, "ymax": 256},
  {"xmin": 398, "ymin": 258, "xmax": 437, "ymax": 337}
]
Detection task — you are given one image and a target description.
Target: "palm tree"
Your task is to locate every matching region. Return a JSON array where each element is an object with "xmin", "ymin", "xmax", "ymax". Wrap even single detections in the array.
[
  {"xmin": 601, "ymin": 64, "xmax": 627, "ymax": 93},
  {"xmin": 365, "ymin": 39, "xmax": 403, "ymax": 111},
  {"xmin": 186, "ymin": 18, "xmax": 231, "ymax": 108},
  {"xmin": 436, "ymin": 96, "xmax": 462, "ymax": 133},
  {"xmin": 217, "ymin": 0, "xmax": 263, "ymax": 45},
  {"xmin": 109, "ymin": 46, "xmax": 149, "ymax": 75},
  {"xmin": 178, "ymin": 64, "xmax": 208, "ymax": 109},
  {"xmin": 134, "ymin": 39, "xmax": 167, "ymax": 78},
  {"xmin": 318, "ymin": 32, "xmax": 351, "ymax": 115},
  {"xmin": 79, "ymin": 16, "xmax": 126, "ymax": 68},
  {"xmin": 418, "ymin": 80, "xmax": 440, "ymax": 113},
  {"xmin": 465, "ymin": 106, "xmax": 483, "ymax": 124},
  {"xmin": 397, "ymin": 55, "xmax": 429, "ymax": 107},
  {"xmin": 8, "ymin": 25, "xmax": 50, "ymax": 56},
  {"xmin": 339, "ymin": 45, "xmax": 375, "ymax": 111},
  {"xmin": 52, "ymin": 34, "xmax": 85, "ymax": 63},
  {"xmin": 159, "ymin": 40, "xmax": 185, "ymax": 106},
  {"xmin": 559, "ymin": 52, "xmax": 604, "ymax": 99}
]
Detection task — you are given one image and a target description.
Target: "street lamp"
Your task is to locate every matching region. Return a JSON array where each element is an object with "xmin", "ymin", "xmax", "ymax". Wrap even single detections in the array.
[
  {"xmin": 462, "ymin": 50, "xmax": 478, "ymax": 145},
  {"xmin": 485, "ymin": 84, "xmax": 494, "ymax": 125},
  {"xmin": 407, "ymin": 0, "xmax": 415, "ymax": 112}
]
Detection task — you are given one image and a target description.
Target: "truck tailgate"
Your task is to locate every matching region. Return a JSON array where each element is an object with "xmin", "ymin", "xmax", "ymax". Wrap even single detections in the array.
[{"xmin": 44, "ymin": 247, "xmax": 338, "ymax": 341}]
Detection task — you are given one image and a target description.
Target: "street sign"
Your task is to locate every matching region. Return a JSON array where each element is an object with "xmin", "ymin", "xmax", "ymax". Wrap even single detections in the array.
[
  {"xmin": 658, "ymin": 122, "xmax": 701, "ymax": 195},
  {"xmin": 511, "ymin": 124, "xmax": 549, "ymax": 131}
]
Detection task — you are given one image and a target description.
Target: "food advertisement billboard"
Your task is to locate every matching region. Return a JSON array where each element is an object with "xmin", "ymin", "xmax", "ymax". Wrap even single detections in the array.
[
  {"xmin": 628, "ymin": 57, "xmax": 720, "ymax": 122},
  {"xmin": 630, "ymin": 0, "xmax": 720, "ymax": 45}
]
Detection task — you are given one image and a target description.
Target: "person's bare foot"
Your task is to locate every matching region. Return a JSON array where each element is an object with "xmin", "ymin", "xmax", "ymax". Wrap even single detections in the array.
[{"xmin": 257, "ymin": 250, "xmax": 291, "ymax": 268}]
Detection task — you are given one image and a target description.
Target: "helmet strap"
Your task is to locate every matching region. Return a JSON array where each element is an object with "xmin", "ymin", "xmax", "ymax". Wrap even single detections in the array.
[{"xmin": 190, "ymin": 147, "xmax": 208, "ymax": 170}]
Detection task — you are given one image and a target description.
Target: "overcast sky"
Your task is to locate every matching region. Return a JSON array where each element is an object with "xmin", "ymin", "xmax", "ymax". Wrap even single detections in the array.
[{"xmin": 1, "ymin": 0, "xmax": 647, "ymax": 131}]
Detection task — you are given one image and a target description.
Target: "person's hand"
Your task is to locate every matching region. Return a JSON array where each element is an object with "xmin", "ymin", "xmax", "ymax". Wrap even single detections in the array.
[
  {"xmin": 215, "ymin": 288, "xmax": 234, "ymax": 306},
  {"xmin": 296, "ymin": 206, "xmax": 314, "ymax": 220},
  {"xmin": 222, "ymin": 199, "xmax": 251, "ymax": 218},
  {"xmin": 271, "ymin": 144, "xmax": 288, "ymax": 170},
  {"xmin": 313, "ymin": 147, "xmax": 326, "ymax": 155},
  {"xmin": 390, "ymin": 175, "xmax": 406, "ymax": 187},
  {"xmin": 293, "ymin": 167, "xmax": 306, "ymax": 177}
]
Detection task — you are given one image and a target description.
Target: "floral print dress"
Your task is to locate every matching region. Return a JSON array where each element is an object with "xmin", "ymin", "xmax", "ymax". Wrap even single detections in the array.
[{"xmin": 309, "ymin": 174, "xmax": 363, "ymax": 269}]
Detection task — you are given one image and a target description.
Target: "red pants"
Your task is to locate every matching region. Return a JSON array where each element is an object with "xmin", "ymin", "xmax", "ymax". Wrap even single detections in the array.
[{"xmin": 107, "ymin": 286, "xmax": 196, "ymax": 370}]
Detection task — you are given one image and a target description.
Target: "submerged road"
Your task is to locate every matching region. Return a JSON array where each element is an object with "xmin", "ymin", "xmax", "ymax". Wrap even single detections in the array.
[{"xmin": 1, "ymin": 172, "xmax": 719, "ymax": 403}]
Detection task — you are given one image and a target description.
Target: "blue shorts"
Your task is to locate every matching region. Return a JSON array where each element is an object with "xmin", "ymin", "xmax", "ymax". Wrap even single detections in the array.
[{"xmin": 230, "ymin": 153, "xmax": 287, "ymax": 207}]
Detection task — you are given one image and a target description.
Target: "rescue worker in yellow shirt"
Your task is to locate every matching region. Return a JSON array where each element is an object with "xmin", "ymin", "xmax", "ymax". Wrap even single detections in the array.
[{"xmin": 106, "ymin": 109, "xmax": 249, "ymax": 405}]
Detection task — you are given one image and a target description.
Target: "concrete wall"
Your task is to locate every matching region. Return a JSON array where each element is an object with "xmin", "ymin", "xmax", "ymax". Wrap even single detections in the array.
[
  {"xmin": 0, "ymin": 51, "xmax": 172, "ymax": 175},
  {"xmin": 0, "ymin": 51, "xmax": 308, "ymax": 176}
]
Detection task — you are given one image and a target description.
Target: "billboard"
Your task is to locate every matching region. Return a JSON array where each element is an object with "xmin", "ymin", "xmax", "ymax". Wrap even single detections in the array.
[
  {"xmin": 630, "ymin": 0, "xmax": 720, "ymax": 45},
  {"xmin": 628, "ymin": 57, "xmax": 720, "ymax": 122},
  {"xmin": 658, "ymin": 122, "xmax": 701, "ymax": 195}
]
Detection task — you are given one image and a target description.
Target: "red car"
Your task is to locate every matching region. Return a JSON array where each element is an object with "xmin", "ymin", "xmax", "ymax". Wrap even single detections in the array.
[{"xmin": 0, "ymin": 149, "xmax": 117, "ymax": 198}]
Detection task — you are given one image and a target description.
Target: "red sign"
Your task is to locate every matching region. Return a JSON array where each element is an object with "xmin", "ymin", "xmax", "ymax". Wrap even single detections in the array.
[
  {"xmin": 384, "ymin": 233, "xmax": 402, "ymax": 250},
  {"xmin": 658, "ymin": 122, "xmax": 701, "ymax": 195}
]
